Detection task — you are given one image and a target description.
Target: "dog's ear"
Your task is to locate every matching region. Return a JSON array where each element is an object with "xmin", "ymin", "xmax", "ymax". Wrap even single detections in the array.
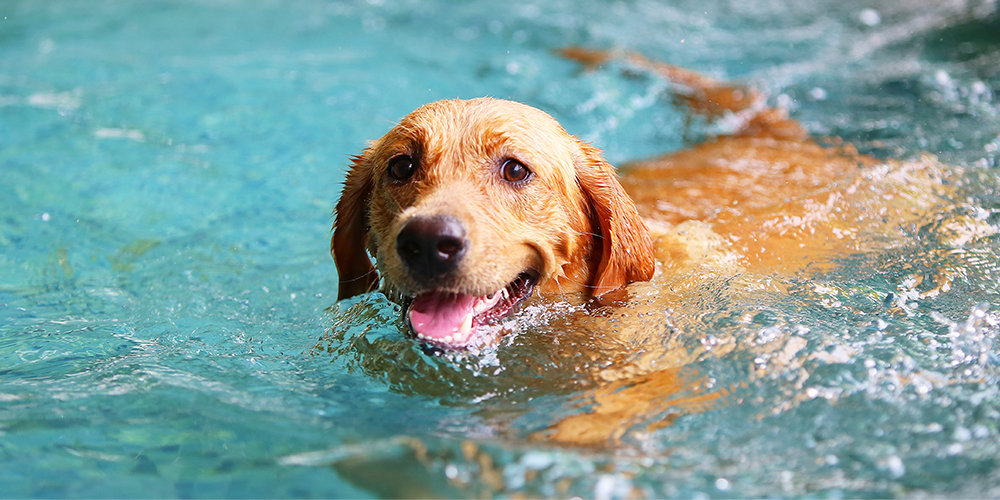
[
  {"xmin": 575, "ymin": 141, "xmax": 655, "ymax": 295},
  {"xmin": 332, "ymin": 154, "xmax": 379, "ymax": 300}
]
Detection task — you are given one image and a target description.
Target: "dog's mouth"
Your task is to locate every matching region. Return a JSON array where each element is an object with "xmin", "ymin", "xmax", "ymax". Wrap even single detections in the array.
[{"xmin": 406, "ymin": 271, "xmax": 539, "ymax": 348}]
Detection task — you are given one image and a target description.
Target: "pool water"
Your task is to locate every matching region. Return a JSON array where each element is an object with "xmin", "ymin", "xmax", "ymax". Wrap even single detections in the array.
[{"xmin": 3, "ymin": 0, "xmax": 1000, "ymax": 497}]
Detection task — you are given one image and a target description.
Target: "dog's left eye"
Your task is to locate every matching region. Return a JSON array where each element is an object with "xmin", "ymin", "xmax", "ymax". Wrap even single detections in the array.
[
  {"xmin": 501, "ymin": 158, "xmax": 531, "ymax": 184},
  {"xmin": 388, "ymin": 155, "xmax": 416, "ymax": 181}
]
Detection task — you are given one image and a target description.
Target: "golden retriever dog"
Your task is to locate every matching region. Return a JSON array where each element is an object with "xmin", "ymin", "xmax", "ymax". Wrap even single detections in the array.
[
  {"xmin": 333, "ymin": 91, "xmax": 656, "ymax": 347},
  {"xmin": 330, "ymin": 48, "xmax": 960, "ymax": 444}
]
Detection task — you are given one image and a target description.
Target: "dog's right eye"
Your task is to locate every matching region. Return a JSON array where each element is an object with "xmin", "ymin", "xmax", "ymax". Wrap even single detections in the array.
[
  {"xmin": 387, "ymin": 155, "xmax": 416, "ymax": 181},
  {"xmin": 501, "ymin": 158, "xmax": 531, "ymax": 184}
]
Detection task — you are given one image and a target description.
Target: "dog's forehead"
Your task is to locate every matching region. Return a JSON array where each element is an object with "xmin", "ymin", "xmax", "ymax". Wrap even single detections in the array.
[{"xmin": 398, "ymin": 98, "xmax": 575, "ymax": 166}]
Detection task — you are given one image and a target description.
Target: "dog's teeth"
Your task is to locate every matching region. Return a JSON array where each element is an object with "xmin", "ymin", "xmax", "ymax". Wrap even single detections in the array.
[
  {"xmin": 443, "ymin": 335, "xmax": 453, "ymax": 343},
  {"xmin": 461, "ymin": 312, "xmax": 473, "ymax": 338}
]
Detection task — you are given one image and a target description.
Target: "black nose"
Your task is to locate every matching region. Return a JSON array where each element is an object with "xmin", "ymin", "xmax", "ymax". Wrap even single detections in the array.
[{"xmin": 396, "ymin": 215, "xmax": 467, "ymax": 280}]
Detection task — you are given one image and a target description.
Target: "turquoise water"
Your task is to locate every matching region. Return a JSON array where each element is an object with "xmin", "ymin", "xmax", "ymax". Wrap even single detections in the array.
[{"xmin": 3, "ymin": 0, "xmax": 1000, "ymax": 497}]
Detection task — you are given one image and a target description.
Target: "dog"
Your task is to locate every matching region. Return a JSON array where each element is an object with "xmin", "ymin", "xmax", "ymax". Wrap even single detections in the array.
[
  {"xmin": 333, "ymin": 47, "xmax": 953, "ymax": 344},
  {"xmin": 330, "ymin": 48, "xmax": 962, "ymax": 444},
  {"xmin": 332, "ymin": 94, "xmax": 656, "ymax": 348}
]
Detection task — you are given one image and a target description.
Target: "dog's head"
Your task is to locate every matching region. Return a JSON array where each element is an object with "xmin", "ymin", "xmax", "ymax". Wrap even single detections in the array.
[{"xmin": 333, "ymin": 98, "xmax": 653, "ymax": 347}]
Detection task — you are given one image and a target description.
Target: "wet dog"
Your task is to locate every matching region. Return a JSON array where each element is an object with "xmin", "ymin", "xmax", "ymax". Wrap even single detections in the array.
[
  {"xmin": 330, "ymin": 48, "xmax": 961, "ymax": 444},
  {"xmin": 332, "ymin": 95, "xmax": 655, "ymax": 347},
  {"xmin": 333, "ymin": 48, "xmax": 951, "ymax": 348}
]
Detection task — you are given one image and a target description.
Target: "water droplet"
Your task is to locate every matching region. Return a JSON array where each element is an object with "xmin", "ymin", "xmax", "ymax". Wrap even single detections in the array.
[
  {"xmin": 885, "ymin": 455, "xmax": 905, "ymax": 478},
  {"xmin": 859, "ymin": 8, "xmax": 881, "ymax": 26},
  {"xmin": 954, "ymin": 426, "xmax": 972, "ymax": 441}
]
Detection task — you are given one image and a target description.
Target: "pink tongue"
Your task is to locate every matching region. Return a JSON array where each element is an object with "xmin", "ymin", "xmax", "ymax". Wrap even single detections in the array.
[{"xmin": 408, "ymin": 291, "xmax": 476, "ymax": 340}]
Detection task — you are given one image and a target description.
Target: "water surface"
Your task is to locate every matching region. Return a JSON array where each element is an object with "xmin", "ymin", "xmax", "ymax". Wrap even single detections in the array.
[{"xmin": 3, "ymin": 0, "xmax": 1000, "ymax": 497}]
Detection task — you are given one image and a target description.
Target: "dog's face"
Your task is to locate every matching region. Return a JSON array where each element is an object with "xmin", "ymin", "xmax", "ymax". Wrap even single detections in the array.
[{"xmin": 333, "ymin": 98, "xmax": 653, "ymax": 348}]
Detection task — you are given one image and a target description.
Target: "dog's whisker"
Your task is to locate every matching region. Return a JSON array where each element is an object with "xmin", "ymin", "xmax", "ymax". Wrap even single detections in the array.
[{"xmin": 337, "ymin": 268, "xmax": 378, "ymax": 283}]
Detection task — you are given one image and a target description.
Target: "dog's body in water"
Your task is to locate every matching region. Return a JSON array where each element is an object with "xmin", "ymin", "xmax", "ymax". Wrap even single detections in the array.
[{"xmin": 329, "ymin": 48, "xmax": 960, "ymax": 445}]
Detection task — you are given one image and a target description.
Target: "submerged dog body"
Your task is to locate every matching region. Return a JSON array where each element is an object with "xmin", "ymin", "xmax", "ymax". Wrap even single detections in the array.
[{"xmin": 333, "ymin": 98, "xmax": 654, "ymax": 346}]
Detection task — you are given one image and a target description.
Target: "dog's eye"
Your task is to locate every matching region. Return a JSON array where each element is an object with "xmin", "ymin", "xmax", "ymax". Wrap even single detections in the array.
[
  {"xmin": 501, "ymin": 158, "xmax": 531, "ymax": 184},
  {"xmin": 387, "ymin": 155, "xmax": 416, "ymax": 181}
]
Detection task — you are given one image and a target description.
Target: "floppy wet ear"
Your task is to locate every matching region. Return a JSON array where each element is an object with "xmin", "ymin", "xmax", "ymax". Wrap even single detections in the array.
[
  {"xmin": 575, "ymin": 141, "xmax": 655, "ymax": 295},
  {"xmin": 332, "ymin": 154, "xmax": 379, "ymax": 300}
]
